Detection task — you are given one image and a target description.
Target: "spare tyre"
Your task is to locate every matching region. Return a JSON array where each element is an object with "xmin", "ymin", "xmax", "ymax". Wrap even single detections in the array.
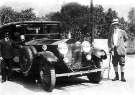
[{"xmin": 20, "ymin": 46, "xmax": 33, "ymax": 76}]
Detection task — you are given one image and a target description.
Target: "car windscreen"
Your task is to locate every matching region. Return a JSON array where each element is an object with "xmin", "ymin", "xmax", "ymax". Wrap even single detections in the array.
[
  {"xmin": 23, "ymin": 23, "xmax": 61, "ymax": 40},
  {"xmin": 24, "ymin": 23, "xmax": 60, "ymax": 34}
]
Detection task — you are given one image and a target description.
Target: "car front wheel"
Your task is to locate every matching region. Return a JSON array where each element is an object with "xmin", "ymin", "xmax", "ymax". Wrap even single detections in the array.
[
  {"xmin": 39, "ymin": 59, "xmax": 56, "ymax": 92},
  {"xmin": 87, "ymin": 71, "xmax": 102, "ymax": 83},
  {"xmin": 87, "ymin": 59, "xmax": 102, "ymax": 83}
]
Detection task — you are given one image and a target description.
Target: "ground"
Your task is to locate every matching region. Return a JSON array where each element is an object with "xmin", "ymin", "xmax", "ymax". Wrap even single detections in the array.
[{"xmin": 0, "ymin": 54, "xmax": 135, "ymax": 95}]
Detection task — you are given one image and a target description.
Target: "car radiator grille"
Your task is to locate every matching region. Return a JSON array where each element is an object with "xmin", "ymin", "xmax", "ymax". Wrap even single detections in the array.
[{"xmin": 65, "ymin": 44, "xmax": 82, "ymax": 70}]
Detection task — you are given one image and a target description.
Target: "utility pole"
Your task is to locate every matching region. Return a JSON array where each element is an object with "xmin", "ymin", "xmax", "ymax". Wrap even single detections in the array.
[{"xmin": 89, "ymin": 0, "xmax": 94, "ymax": 43}]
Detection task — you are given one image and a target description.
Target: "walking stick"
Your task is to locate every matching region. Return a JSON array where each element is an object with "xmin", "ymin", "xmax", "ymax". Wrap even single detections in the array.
[{"xmin": 108, "ymin": 52, "xmax": 112, "ymax": 79}]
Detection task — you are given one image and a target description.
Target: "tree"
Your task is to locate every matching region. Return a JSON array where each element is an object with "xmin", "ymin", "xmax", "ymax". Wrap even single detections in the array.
[
  {"xmin": 92, "ymin": 5, "xmax": 106, "ymax": 38},
  {"xmin": 19, "ymin": 8, "xmax": 36, "ymax": 21},
  {"xmin": 0, "ymin": 6, "xmax": 15, "ymax": 24},
  {"xmin": 128, "ymin": 8, "xmax": 135, "ymax": 24},
  {"xmin": 119, "ymin": 17, "xmax": 128, "ymax": 30},
  {"xmin": 48, "ymin": 2, "xmax": 105, "ymax": 40},
  {"xmin": 0, "ymin": 6, "xmax": 36, "ymax": 25},
  {"xmin": 128, "ymin": 8, "xmax": 135, "ymax": 39},
  {"xmin": 104, "ymin": 8, "xmax": 118, "ymax": 38},
  {"xmin": 48, "ymin": 2, "xmax": 90, "ymax": 40},
  {"xmin": 47, "ymin": 2, "xmax": 122, "ymax": 39}
]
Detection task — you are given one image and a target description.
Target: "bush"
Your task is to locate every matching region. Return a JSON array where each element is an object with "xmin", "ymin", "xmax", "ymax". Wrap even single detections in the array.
[{"xmin": 126, "ymin": 40, "xmax": 135, "ymax": 55}]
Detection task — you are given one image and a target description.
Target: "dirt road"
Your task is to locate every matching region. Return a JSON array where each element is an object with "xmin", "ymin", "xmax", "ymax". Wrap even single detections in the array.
[{"xmin": 0, "ymin": 55, "xmax": 135, "ymax": 95}]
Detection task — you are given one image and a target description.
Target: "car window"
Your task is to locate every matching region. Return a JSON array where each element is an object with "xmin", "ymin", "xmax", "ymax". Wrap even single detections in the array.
[
  {"xmin": 21, "ymin": 23, "xmax": 61, "ymax": 40},
  {"xmin": 24, "ymin": 24, "xmax": 60, "ymax": 34},
  {"xmin": 0, "ymin": 22, "xmax": 61, "ymax": 41}
]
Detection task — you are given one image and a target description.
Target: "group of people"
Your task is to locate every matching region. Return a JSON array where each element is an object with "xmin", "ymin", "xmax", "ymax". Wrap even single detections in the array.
[{"xmin": 0, "ymin": 31, "xmax": 25, "ymax": 83}]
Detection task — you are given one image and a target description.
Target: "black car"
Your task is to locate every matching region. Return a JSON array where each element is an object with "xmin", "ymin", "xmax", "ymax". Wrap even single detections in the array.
[{"xmin": 0, "ymin": 21, "xmax": 107, "ymax": 92}]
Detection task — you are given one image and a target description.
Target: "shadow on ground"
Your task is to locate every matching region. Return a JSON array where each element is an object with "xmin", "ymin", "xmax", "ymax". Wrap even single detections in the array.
[{"xmin": 3, "ymin": 72, "xmax": 102, "ymax": 92}]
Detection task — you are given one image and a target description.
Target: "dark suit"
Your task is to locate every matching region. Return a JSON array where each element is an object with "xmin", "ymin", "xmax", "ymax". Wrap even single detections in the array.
[{"xmin": 0, "ymin": 38, "xmax": 14, "ymax": 81}]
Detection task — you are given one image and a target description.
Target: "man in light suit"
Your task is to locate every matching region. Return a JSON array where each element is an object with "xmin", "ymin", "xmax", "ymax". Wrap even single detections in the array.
[{"xmin": 108, "ymin": 18, "xmax": 128, "ymax": 82}]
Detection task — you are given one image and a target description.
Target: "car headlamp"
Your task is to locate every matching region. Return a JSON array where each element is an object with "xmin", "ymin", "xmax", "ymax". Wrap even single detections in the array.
[
  {"xmin": 82, "ymin": 41, "xmax": 91, "ymax": 53},
  {"xmin": 20, "ymin": 35, "xmax": 25, "ymax": 41},
  {"xmin": 63, "ymin": 57, "xmax": 69, "ymax": 63},
  {"xmin": 86, "ymin": 54, "xmax": 91, "ymax": 60},
  {"xmin": 58, "ymin": 42, "xmax": 68, "ymax": 55},
  {"xmin": 42, "ymin": 45, "xmax": 47, "ymax": 51}
]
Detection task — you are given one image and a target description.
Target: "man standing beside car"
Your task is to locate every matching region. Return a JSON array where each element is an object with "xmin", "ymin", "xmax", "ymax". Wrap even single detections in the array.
[
  {"xmin": 0, "ymin": 32, "xmax": 14, "ymax": 83},
  {"xmin": 108, "ymin": 18, "xmax": 128, "ymax": 82}
]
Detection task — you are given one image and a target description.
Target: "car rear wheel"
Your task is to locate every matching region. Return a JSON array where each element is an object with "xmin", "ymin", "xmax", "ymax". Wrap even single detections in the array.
[{"xmin": 39, "ymin": 59, "xmax": 56, "ymax": 92}]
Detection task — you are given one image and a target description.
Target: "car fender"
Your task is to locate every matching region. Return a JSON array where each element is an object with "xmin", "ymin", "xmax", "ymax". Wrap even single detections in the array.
[
  {"xmin": 38, "ymin": 51, "xmax": 58, "ymax": 63},
  {"xmin": 29, "ymin": 46, "xmax": 37, "ymax": 56},
  {"xmin": 91, "ymin": 48, "xmax": 107, "ymax": 59}
]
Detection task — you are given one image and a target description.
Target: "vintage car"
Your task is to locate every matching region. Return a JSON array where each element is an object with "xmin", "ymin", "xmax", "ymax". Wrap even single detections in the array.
[{"xmin": 0, "ymin": 21, "xmax": 107, "ymax": 91}]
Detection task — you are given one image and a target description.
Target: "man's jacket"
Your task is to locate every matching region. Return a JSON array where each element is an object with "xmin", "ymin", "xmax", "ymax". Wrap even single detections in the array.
[
  {"xmin": 108, "ymin": 28, "xmax": 128, "ymax": 55},
  {"xmin": 0, "ymin": 39, "xmax": 14, "ymax": 59}
]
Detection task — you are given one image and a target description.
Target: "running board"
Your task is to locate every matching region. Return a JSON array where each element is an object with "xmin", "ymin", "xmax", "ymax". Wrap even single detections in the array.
[{"xmin": 56, "ymin": 67, "xmax": 108, "ymax": 77}]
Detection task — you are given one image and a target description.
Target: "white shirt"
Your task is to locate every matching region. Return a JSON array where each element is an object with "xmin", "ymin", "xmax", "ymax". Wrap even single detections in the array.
[{"xmin": 113, "ymin": 28, "xmax": 119, "ymax": 46}]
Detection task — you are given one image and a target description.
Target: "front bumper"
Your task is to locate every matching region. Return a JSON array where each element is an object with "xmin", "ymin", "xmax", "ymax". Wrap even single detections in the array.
[{"xmin": 56, "ymin": 67, "xmax": 108, "ymax": 77}]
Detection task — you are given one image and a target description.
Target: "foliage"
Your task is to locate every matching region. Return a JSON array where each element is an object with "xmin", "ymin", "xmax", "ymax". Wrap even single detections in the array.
[
  {"xmin": 19, "ymin": 8, "xmax": 36, "ymax": 21},
  {"xmin": 0, "ymin": 6, "xmax": 15, "ymax": 24},
  {"xmin": 128, "ymin": 8, "xmax": 135, "ymax": 24},
  {"xmin": 128, "ymin": 24, "xmax": 135, "ymax": 39},
  {"xmin": 128, "ymin": 8, "xmax": 135, "ymax": 40},
  {"xmin": 48, "ymin": 2, "xmax": 118, "ymax": 40},
  {"xmin": 103, "ymin": 8, "xmax": 117, "ymax": 38},
  {"xmin": 0, "ymin": 3, "xmax": 129, "ymax": 41},
  {"xmin": 0, "ymin": 6, "xmax": 36, "ymax": 25}
]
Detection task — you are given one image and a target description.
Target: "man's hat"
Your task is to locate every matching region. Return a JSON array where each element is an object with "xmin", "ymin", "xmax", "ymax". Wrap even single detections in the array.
[{"xmin": 112, "ymin": 18, "xmax": 120, "ymax": 25}]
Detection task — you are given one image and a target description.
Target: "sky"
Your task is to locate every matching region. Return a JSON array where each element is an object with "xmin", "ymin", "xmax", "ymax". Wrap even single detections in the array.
[{"xmin": 0, "ymin": 0, "xmax": 135, "ymax": 21}]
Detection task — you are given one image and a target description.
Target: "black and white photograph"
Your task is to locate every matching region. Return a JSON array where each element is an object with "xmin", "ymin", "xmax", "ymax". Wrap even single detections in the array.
[{"xmin": 0, "ymin": 0, "xmax": 135, "ymax": 95}]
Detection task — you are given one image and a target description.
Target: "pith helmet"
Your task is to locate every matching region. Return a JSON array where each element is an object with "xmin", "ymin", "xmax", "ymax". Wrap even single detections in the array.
[{"xmin": 112, "ymin": 18, "xmax": 120, "ymax": 25}]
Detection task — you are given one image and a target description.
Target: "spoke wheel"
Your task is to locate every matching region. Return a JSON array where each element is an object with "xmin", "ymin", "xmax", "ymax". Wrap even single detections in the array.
[
  {"xmin": 87, "ymin": 60, "xmax": 102, "ymax": 83},
  {"xmin": 39, "ymin": 61, "xmax": 56, "ymax": 92},
  {"xmin": 87, "ymin": 71, "xmax": 102, "ymax": 83}
]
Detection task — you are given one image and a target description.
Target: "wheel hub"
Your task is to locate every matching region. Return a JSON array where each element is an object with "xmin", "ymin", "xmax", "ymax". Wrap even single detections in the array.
[{"xmin": 40, "ymin": 70, "xmax": 44, "ymax": 80}]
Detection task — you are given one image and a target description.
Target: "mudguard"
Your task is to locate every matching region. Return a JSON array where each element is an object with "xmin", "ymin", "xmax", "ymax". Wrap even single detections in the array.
[
  {"xmin": 38, "ymin": 51, "xmax": 58, "ymax": 63},
  {"xmin": 29, "ymin": 46, "xmax": 37, "ymax": 56},
  {"xmin": 91, "ymin": 48, "xmax": 107, "ymax": 59}
]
